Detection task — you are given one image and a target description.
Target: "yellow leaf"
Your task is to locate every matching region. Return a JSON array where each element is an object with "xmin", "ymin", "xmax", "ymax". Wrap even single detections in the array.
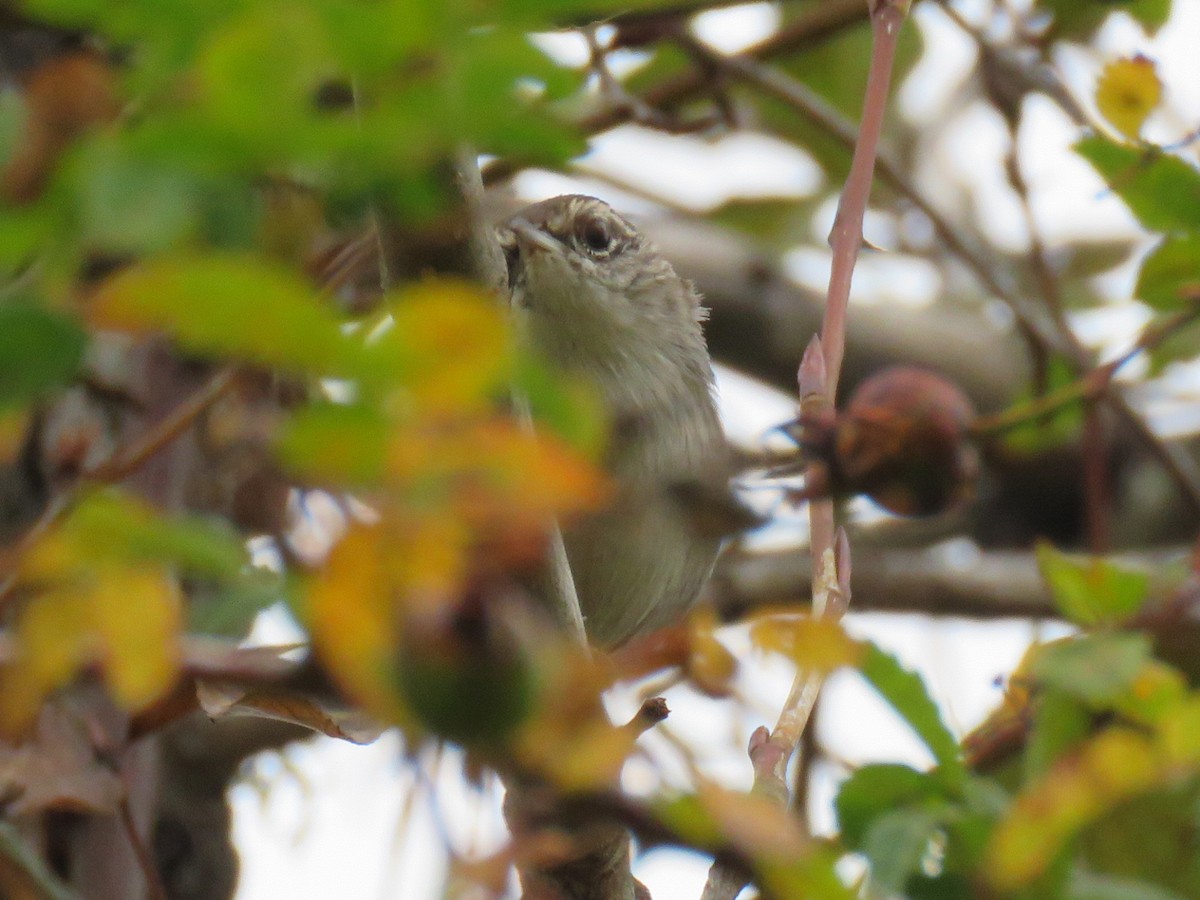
[
  {"xmin": 386, "ymin": 280, "xmax": 513, "ymax": 411},
  {"xmin": 687, "ymin": 609, "xmax": 738, "ymax": 697},
  {"xmin": 750, "ymin": 612, "xmax": 863, "ymax": 674},
  {"xmin": 0, "ymin": 591, "xmax": 91, "ymax": 733},
  {"xmin": 90, "ymin": 568, "xmax": 182, "ymax": 708},
  {"xmin": 0, "ymin": 567, "xmax": 182, "ymax": 733},
  {"xmin": 306, "ymin": 526, "xmax": 409, "ymax": 724},
  {"xmin": 1096, "ymin": 55, "xmax": 1162, "ymax": 141},
  {"xmin": 1158, "ymin": 696, "xmax": 1200, "ymax": 766},
  {"xmin": 543, "ymin": 720, "xmax": 637, "ymax": 789},
  {"xmin": 989, "ymin": 728, "xmax": 1164, "ymax": 889}
]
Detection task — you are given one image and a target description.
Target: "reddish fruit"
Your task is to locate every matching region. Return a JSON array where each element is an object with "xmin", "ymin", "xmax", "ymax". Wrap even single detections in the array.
[{"xmin": 833, "ymin": 367, "xmax": 978, "ymax": 517}]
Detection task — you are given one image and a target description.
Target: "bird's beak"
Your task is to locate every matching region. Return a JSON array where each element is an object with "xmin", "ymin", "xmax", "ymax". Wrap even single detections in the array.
[
  {"xmin": 503, "ymin": 219, "xmax": 562, "ymax": 294},
  {"xmin": 507, "ymin": 219, "xmax": 560, "ymax": 256}
]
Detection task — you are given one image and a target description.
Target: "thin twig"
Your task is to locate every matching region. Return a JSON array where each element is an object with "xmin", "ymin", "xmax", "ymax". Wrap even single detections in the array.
[
  {"xmin": 972, "ymin": 303, "xmax": 1200, "ymax": 435},
  {"xmin": 118, "ymin": 798, "xmax": 168, "ymax": 900},
  {"xmin": 930, "ymin": 0, "xmax": 1200, "ymax": 517},
  {"xmin": 87, "ymin": 367, "xmax": 236, "ymax": 482},
  {"xmin": 584, "ymin": 27, "xmax": 718, "ymax": 134},
  {"xmin": 1007, "ymin": 136, "xmax": 1113, "ymax": 551},
  {"xmin": 0, "ymin": 821, "xmax": 79, "ymax": 900},
  {"xmin": 701, "ymin": 3, "xmax": 911, "ymax": 897},
  {"xmin": 481, "ymin": 0, "xmax": 871, "ymax": 185},
  {"xmin": 0, "ymin": 367, "xmax": 238, "ymax": 612},
  {"xmin": 700, "ymin": 34, "xmax": 1200, "ymax": 517}
]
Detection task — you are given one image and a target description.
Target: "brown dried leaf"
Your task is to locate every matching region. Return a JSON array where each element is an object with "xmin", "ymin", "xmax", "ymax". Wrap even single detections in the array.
[
  {"xmin": 0, "ymin": 702, "xmax": 122, "ymax": 816},
  {"xmin": 195, "ymin": 679, "xmax": 384, "ymax": 745}
]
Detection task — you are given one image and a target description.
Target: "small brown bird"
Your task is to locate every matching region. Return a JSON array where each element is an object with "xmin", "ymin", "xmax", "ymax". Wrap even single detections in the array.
[{"xmin": 498, "ymin": 195, "xmax": 726, "ymax": 647}]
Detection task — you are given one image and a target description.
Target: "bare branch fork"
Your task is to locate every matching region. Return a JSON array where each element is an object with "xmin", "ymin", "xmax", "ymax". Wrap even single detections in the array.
[{"xmin": 701, "ymin": 2, "xmax": 911, "ymax": 896}]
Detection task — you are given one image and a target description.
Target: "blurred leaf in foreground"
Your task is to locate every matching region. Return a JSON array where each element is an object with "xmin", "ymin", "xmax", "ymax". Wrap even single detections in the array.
[{"xmin": 1035, "ymin": 544, "xmax": 1151, "ymax": 626}]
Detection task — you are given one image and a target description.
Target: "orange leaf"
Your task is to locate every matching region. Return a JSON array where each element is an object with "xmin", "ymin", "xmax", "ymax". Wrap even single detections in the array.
[{"xmin": 306, "ymin": 525, "xmax": 409, "ymax": 724}]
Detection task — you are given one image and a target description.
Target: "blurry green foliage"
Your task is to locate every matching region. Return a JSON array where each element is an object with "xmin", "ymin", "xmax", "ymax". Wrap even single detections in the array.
[
  {"xmin": 1038, "ymin": 0, "xmax": 1172, "ymax": 39},
  {"xmin": 1036, "ymin": 544, "xmax": 1152, "ymax": 627},
  {"xmin": 1000, "ymin": 357, "xmax": 1085, "ymax": 454},
  {"xmin": 0, "ymin": 304, "xmax": 85, "ymax": 406},
  {"xmin": 859, "ymin": 641, "xmax": 965, "ymax": 785},
  {"xmin": 1074, "ymin": 134, "xmax": 1200, "ymax": 370},
  {"xmin": 1076, "ymin": 138, "xmax": 1200, "ymax": 234},
  {"xmin": 1136, "ymin": 234, "xmax": 1200, "ymax": 311}
]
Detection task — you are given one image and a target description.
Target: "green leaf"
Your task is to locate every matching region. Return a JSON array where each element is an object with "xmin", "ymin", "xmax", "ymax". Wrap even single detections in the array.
[
  {"xmin": 77, "ymin": 137, "xmax": 200, "ymax": 254},
  {"xmin": 1039, "ymin": 0, "xmax": 1172, "ymax": 38},
  {"xmin": 1002, "ymin": 356, "xmax": 1085, "ymax": 454},
  {"xmin": 0, "ymin": 305, "xmax": 86, "ymax": 406},
  {"xmin": 513, "ymin": 358, "xmax": 607, "ymax": 456},
  {"xmin": 186, "ymin": 573, "xmax": 284, "ymax": 638},
  {"xmin": 1026, "ymin": 688, "xmax": 1091, "ymax": 780},
  {"xmin": 1136, "ymin": 235, "xmax": 1200, "ymax": 311},
  {"xmin": 1148, "ymin": 322, "xmax": 1200, "ymax": 372},
  {"xmin": 71, "ymin": 491, "xmax": 249, "ymax": 577},
  {"xmin": 277, "ymin": 402, "xmax": 390, "ymax": 486},
  {"xmin": 861, "ymin": 808, "xmax": 941, "ymax": 893},
  {"xmin": 0, "ymin": 90, "xmax": 27, "ymax": 163},
  {"xmin": 1030, "ymin": 633, "xmax": 1153, "ymax": 707},
  {"xmin": 1075, "ymin": 137, "xmax": 1200, "ymax": 234},
  {"xmin": 1035, "ymin": 544, "xmax": 1151, "ymax": 626},
  {"xmin": 195, "ymin": 6, "xmax": 336, "ymax": 157},
  {"xmin": 757, "ymin": 848, "xmax": 856, "ymax": 900},
  {"xmin": 836, "ymin": 764, "xmax": 942, "ymax": 848},
  {"xmin": 1066, "ymin": 869, "xmax": 1187, "ymax": 900},
  {"xmin": 92, "ymin": 255, "xmax": 359, "ymax": 375},
  {"xmin": 450, "ymin": 28, "xmax": 584, "ymax": 164},
  {"xmin": 859, "ymin": 643, "xmax": 965, "ymax": 785}
]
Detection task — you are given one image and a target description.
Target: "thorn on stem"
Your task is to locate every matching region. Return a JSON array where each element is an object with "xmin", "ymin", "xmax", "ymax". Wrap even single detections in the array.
[
  {"xmin": 835, "ymin": 527, "xmax": 852, "ymax": 601},
  {"xmin": 798, "ymin": 334, "xmax": 827, "ymax": 399}
]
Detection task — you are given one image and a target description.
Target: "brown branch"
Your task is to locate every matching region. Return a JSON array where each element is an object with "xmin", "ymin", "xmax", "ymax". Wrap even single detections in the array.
[
  {"xmin": 481, "ymin": 0, "xmax": 870, "ymax": 185},
  {"xmin": 119, "ymin": 798, "xmax": 167, "ymax": 900},
  {"xmin": 712, "ymin": 542, "xmax": 1195, "ymax": 622},
  {"xmin": 0, "ymin": 367, "xmax": 238, "ymax": 614},
  {"xmin": 85, "ymin": 367, "xmax": 236, "ymax": 482},
  {"xmin": 688, "ymin": 30, "xmax": 1200, "ymax": 518},
  {"xmin": 929, "ymin": 1, "xmax": 1200, "ymax": 518},
  {"xmin": 972, "ymin": 303, "xmax": 1200, "ymax": 437},
  {"xmin": 622, "ymin": 697, "xmax": 670, "ymax": 739}
]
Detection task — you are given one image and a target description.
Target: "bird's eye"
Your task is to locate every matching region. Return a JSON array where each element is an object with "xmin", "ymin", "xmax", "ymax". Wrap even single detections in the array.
[{"xmin": 577, "ymin": 216, "xmax": 615, "ymax": 256}]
